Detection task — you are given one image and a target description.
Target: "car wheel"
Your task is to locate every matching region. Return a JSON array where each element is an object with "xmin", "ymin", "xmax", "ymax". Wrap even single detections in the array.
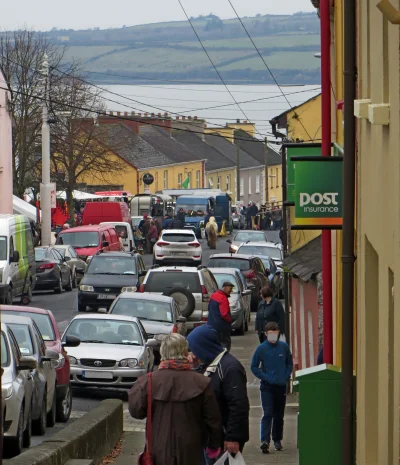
[
  {"xmin": 72, "ymin": 271, "xmax": 78, "ymax": 289},
  {"xmin": 54, "ymin": 275, "xmax": 63, "ymax": 294},
  {"xmin": 78, "ymin": 302, "xmax": 86, "ymax": 312},
  {"xmin": 56, "ymin": 382, "xmax": 72, "ymax": 423},
  {"xmin": 33, "ymin": 394, "xmax": 47, "ymax": 436},
  {"xmin": 7, "ymin": 404, "xmax": 24, "ymax": 457},
  {"xmin": 47, "ymin": 389, "xmax": 57, "ymax": 427},
  {"xmin": 23, "ymin": 401, "xmax": 32, "ymax": 448},
  {"xmin": 237, "ymin": 317, "xmax": 245, "ymax": 336},
  {"xmin": 65, "ymin": 273, "xmax": 73, "ymax": 292},
  {"xmin": 163, "ymin": 287, "xmax": 196, "ymax": 318}
]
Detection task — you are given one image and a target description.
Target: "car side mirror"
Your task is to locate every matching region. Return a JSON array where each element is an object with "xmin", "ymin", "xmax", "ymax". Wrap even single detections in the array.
[
  {"xmin": 146, "ymin": 338, "xmax": 158, "ymax": 347},
  {"xmin": 139, "ymin": 270, "xmax": 147, "ymax": 277},
  {"xmin": 226, "ymin": 239, "xmax": 232, "ymax": 244},
  {"xmin": 102, "ymin": 241, "xmax": 109, "ymax": 247},
  {"xmin": 43, "ymin": 349, "xmax": 59, "ymax": 361},
  {"xmin": 62, "ymin": 335, "xmax": 81, "ymax": 347},
  {"xmin": 98, "ymin": 308, "xmax": 108, "ymax": 314},
  {"xmin": 176, "ymin": 316, "xmax": 187, "ymax": 323},
  {"xmin": 10, "ymin": 250, "xmax": 20, "ymax": 263},
  {"xmin": 18, "ymin": 355, "xmax": 38, "ymax": 371}
]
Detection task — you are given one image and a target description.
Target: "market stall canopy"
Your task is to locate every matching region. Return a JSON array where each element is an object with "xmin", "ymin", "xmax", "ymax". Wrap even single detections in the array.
[
  {"xmin": 13, "ymin": 195, "xmax": 40, "ymax": 222},
  {"xmin": 56, "ymin": 190, "xmax": 100, "ymax": 200}
]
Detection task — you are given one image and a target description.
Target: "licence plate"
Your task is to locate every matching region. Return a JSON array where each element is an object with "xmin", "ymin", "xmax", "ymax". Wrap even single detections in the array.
[
  {"xmin": 82, "ymin": 371, "xmax": 113, "ymax": 379},
  {"xmin": 172, "ymin": 252, "xmax": 186, "ymax": 256},
  {"xmin": 97, "ymin": 294, "xmax": 117, "ymax": 300}
]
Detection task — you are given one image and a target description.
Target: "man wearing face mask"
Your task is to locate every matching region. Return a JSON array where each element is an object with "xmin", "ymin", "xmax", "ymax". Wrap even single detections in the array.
[{"xmin": 251, "ymin": 321, "xmax": 293, "ymax": 455}]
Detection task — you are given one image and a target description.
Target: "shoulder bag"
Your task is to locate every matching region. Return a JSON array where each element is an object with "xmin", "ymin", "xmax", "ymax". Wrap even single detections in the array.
[{"xmin": 138, "ymin": 373, "xmax": 154, "ymax": 465}]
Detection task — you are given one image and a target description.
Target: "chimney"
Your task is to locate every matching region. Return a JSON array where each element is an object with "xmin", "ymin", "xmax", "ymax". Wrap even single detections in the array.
[
  {"xmin": 236, "ymin": 119, "xmax": 240, "ymax": 123},
  {"xmin": 151, "ymin": 113, "xmax": 155, "ymax": 117},
  {"xmin": 182, "ymin": 116, "xmax": 186, "ymax": 120},
  {"xmin": 117, "ymin": 112, "xmax": 121, "ymax": 116},
  {"xmin": 145, "ymin": 113, "xmax": 148, "ymax": 117},
  {"xmin": 138, "ymin": 113, "xmax": 142, "ymax": 117},
  {"xmin": 188, "ymin": 116, "xmax": 192, "ymax": 120},
  {"xmin": 131, "ymin": 111, "xmax": 136, "ymax": 116},
  {"xmin": 164, "ymin": 112, "xmax": 168, "ymax": 117},
  {"xmin": 158, "ymin": 113, "xmax": 161, "ymax": 117},
  {"xmin": 109, "ymin": 111, "xmax": 114, "ymax": 116},
  {"xmin": 194, "ymin": 116, "xmax": 198, "ymax": 120},
  {"xmin": 176, "ymin": 116, "xmax": 180, "ymax": 120}
]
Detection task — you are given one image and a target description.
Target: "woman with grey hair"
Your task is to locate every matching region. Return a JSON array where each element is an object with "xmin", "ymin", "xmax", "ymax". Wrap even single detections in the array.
[{"xmin": 128, "ymin": 334, "xmax": 222, "ymax": 465}]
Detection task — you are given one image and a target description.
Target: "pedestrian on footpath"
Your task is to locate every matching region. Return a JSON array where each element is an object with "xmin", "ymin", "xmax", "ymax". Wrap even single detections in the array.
[
  {"xmin": 255, "ymin": 286, "xmax": 285, "ymax": 344},
  {"xmin": 251, "ymin": 321, "xmax": 293, "ymax": 454},
  {"xmin": 208, "ymin": 282, "xmax": 234, "ymax": 351},
  {"xmin": 187, "ymin": 325, "xmax": 250, "ymax": 464},
  {"xmin": 128, "ymin": 334, "xmax": 222, "ymax": 465}
]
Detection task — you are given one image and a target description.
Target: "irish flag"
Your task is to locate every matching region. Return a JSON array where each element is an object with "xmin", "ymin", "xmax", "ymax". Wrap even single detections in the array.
[{"xmin": 182, "ymin": 175, "xmax": 190, "ymax": 189}]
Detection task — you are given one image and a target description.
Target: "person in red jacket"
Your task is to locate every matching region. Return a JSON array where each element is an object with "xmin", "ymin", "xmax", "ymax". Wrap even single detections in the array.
[{"xmin": 207, "ymin": 282, "xmax": 234, "ymax": 351}]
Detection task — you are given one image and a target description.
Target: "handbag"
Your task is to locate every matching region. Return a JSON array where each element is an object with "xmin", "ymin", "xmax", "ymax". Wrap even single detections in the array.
[{"xmin": 138, "ymin": 373, "xmax": 154, "ymax": 465}]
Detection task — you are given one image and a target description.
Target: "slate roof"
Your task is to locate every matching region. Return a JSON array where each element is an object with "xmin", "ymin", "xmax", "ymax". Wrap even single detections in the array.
[
  {"xmin": 234, "ymin": 129, "xmax": 282, "ymax": 166},
  {"xmin": 283, "ymin": 236, "xmax": 322, "ymax": 282},
  {"xmin": 172, "ymin": 130, "xmax": 233, "ymax": 171},
  {"xmin": 204, "ymin": 133, "xmax": 262, "ymax": 169}
]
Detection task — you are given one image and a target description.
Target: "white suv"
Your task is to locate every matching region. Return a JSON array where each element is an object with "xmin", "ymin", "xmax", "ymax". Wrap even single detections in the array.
[
  {"xmin": 139, "ymin": 266, "xmax": 218, "ymax": 330},
  {"xmin": 153, "ymin": 230, "xmax": 202, "ymax": 267}
]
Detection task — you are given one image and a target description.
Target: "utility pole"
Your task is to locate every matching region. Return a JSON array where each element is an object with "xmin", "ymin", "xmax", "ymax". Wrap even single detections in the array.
[
  {"xmin": 264, "ymin": 137, "xmax": 269, "ymax": 205},
  {"xmin": 40, "ymin": 53, "xmax": 52, "ymax": 246},
  {"xmin": 236, "ymin": 139, "xmax": 240, "ymax": 202}
]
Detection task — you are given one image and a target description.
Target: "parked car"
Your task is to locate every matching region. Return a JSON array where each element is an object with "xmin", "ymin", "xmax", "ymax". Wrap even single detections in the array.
[
  {"xmin": 1, "ymin": 305, "xmax": 81, "ymax": 422},
  {"xmin": 0, "ymin": 214, "xmax": 36, "ymax": 305},
  {"xmin": 2, "ymin": 314, "xmax": 59, "ymax": 437},
  {"xmin": 236, "ymin": 241, "xmax": 284, "ymax": 267},
  {"xmin": 100, "ymin": 222, "xmax": 135, "ymax": 252},
  {"xmin": 207, "ymin": 254, "xmax": 269, "ymax": 311},
  {"xmin": 208, "ymin": 268, "xmax": 252, "ymax": 335},
  {"xmin": 1, "ymin": 322, "xmax": 36, "ymax": 457},
  {"xmin": 34, "ymin": 247, "xmax": 73, "ymax": 293},
  {"xmin": 62, "ymin": 314, "xmax": 156, "ymax": 388},
  {"xmin": 54, "ymin": 245, "xmax": 88, "ymax": 286},
  {"xmin": 78, "ymin": 251, "xmax": 147, "ymax": 312},
  {"xmin": 231, "ymin": 205, "xmax": 246, "ymax": 229},
  {"xmin": 55, "ymin": 224, "xmax": 124, "ymax": 262},
  {"xmin": 226, "ymin": 230, "xmax": 269, "ymax": 253},
  {"xmin": 153, "ymin": 229, "xmax": 202, "ymax": 266},
  {"xmin": 139, "ymin": 266, "xmax": 218, "ymax": 330},
  {"xmin": 107, "ymin": 293, "xmax": 187, "ymax": 363}
]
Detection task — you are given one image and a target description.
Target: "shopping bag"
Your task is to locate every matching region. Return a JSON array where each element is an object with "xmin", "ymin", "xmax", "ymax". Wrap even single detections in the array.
[{"xmin": 214, "ymin": 452, "xmax": 246, "ymax": 465}]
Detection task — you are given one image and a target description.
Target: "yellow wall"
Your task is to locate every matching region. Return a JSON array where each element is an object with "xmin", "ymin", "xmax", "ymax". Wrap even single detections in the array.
[
  {"xmin": 206, "ymin": 168, "xmax": 237, "ymax": 198},
  {"xmin": 286, "ymin": 94, "xmax": 322, "ymax": 142},
  {"xmin": 227, "ymin": 122, "xmax": 256, "ymax": 138},
  {"xmin": 205, "ymin": 127, "xmax": 235, "ymax": 143},
  {"xmin": 267, "ymin": 164, "xmax": 283, "ymax": 205},
  {"xmin": 78, "ymin": 152, "xmax": 138, "ymax": 194},
  {"xmin": 138, "ymin": 162, "xmax": 203, "ymax": 193}
]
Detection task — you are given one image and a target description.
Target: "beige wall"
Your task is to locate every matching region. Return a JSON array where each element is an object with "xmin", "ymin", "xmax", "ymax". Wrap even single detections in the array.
[
  {"xmin": 206, "ymin": 168, "xmax": 236, "ymax": 199},
  {"xmin": 356, "ymin": 2, "xmax": 400, "ymax": 463}
]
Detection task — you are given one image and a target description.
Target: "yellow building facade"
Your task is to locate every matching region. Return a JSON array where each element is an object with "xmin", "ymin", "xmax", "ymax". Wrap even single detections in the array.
[
  {"xmin": 354, "ymin": 1, "xmax": 400, "ymax": 462},
  {"xmin": 206, "ymin": 167, "xmax": 237, "ymax": 198},
  {"xmin": 137, "ymin": 161, "xmax": 205, "ymax": 194}
]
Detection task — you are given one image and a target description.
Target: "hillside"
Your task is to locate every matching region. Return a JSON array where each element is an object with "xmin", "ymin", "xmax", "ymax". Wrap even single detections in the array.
[{"xmin": 49, "ymin": 12, "xmax": 321, "ymax": 85}]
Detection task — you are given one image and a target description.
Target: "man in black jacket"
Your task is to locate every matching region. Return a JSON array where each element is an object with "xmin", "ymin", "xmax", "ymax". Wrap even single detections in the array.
[
  {"xmin": 255, "ymin": 286, "xmax": 285, "ymax": 343},
  {"xmin": 188, "ymin": 324, "xmax": 250, "ymax": 464}
]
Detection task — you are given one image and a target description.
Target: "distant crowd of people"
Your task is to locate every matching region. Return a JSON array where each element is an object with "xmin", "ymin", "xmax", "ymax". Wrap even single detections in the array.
[{"xmin": 239, "ymin": 203, "xmax": 283, "ymax": 231}]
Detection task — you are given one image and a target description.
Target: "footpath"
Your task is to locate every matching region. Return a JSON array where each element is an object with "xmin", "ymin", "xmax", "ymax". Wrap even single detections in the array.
[{"xmin": 108, "ymin": 324, "xmax": 299, "ymax": 465}]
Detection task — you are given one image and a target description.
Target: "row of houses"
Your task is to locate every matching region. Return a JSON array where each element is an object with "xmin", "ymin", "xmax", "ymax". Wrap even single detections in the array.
[{"xmin": 76, "ymin": 114, "xmax": 283, "ymax": 206}]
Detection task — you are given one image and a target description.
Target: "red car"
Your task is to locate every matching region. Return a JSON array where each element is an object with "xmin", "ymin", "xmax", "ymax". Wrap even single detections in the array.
[{"xmin": 0, "ymin": 305, "xmax": 80, "ymax": 422}]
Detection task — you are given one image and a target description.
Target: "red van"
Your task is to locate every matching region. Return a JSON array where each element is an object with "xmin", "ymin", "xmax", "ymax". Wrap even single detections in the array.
[
  {"xmin": 55, "ymin": 225, "xmax": 123, "ymax": 261},
  {"xmin": 82, "ymin": 202, "xmax": 131, "ymax": 226}
]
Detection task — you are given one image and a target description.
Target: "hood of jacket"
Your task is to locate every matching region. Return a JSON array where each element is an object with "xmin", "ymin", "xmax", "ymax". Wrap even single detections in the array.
[{"xmin": 187, "ymin": 324, "xmax": 224, "ymax": 365}]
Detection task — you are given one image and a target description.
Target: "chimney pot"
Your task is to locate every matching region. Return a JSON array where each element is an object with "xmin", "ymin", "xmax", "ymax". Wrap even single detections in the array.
[
  {"xmin": 151, "ymin": 113, "xmax": 155, "ymax": 117},
  {"xmin": 176, "ymin": 116, "xmax": 179, "ymax": 120},
  {"xmin": 138, "ymin": 113, "xmax": 142, "ymax": 117},
  {"xmin": 182, "ymin": 116, "xmax": 186, "ymax": 120},
  {"xmin": 110, "ymin": 111, "xmax": 114, "ymax": 116},
  {"xmin": 117, "ymin": 112, "xmax": 121, "ymax": 116},
  {"xmin": 236, "ymin": 119, "xmax": 240, "ymax": 123},
  {"xmin": 145, "ymin": 113, "xmax": 148, "ymax": 117},
  {"xmin": 164, "ymin": 112, "xmax": 168, "ymax": 116},
  {"xmin": 194, "ymin": 116, "xmax": 198, "ymax": 120},
  {"xmin": 188, "ymin": 116, "xmax": 192, "ymax": 120},
  {"xmin": 158, "ymin": 113, "xmax": 161, "ymax": 117}
]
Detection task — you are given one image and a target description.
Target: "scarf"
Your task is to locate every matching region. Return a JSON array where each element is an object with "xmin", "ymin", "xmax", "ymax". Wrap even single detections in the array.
[{"xmin": 158, "ymin": 358, "xmax": 193, "ymax": 371}]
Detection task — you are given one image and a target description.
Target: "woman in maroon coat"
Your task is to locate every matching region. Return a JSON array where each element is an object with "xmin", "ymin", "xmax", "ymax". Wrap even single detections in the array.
[{"xmin": 128, "ymin": 334, "xmax": 221, "ymax": 465}]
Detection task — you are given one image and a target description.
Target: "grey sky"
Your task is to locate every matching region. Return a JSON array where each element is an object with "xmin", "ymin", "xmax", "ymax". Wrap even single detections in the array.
[{"xmin": 2, "ymin": 0, "xmax": 315, "ymax": 31}]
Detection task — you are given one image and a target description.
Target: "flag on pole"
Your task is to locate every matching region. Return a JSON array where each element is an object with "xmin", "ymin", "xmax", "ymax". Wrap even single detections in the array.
[{"xmin": 182, "ymin": 175, "xmax": 190, "ymax": 189}]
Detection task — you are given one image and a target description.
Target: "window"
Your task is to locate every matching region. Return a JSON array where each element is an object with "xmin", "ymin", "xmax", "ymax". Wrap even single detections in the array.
[
  {"xmin": 226, "ymin": 175, "xmax": 231, "ymax": 191},
  {"xmin": 163, "ymin": 170, "xmax": 168, "ymax": 189},
  {"xmin": 111, "ymin": 299, "xmax": 173, "ymax": 323},
  {"xmin": 146, "ymin": 271, "xmax": 201, "ymax": 293},
  {"xmin": 270, "ymin": 170, "xmax": 275, "ymax": 188},
  {"xmin": 217, "ymin": 176, "xmax": 221, "ymax": 189},
  {"xmin": 207, "ymin": 257, "xmax": 251, "ymax": 271},
  {"xmin": 196, "ymin": 170, "xmax": 201, "ymax": 188},
  {"xmin": 256, "ymin": 175, "xmax": 260, "ymax": 193},
  {"xmin": 240, "ymin": 178, "xmax": 244, "ymax": 196},
  {"xmin": 8, "ymin": 324, "xmax": 34, "ymax": 356},
  {"xmin": 276, "ymin": 168, "xmax": 279, "ymax": 187},
  {"xmin": 87, "ymin": 256, "xmax": 137, "ymax": 275},
  {"xmin": 9, "ymin": 236, "xmax": 14, "ymax": 259},
  {"xmin": 2, "ymin": 311, "xmax": 55, "ymax": 341},
  {"xmin": 178, "ymin": 173, "xmax": 182, "ymax": 187},
  {"xmin": 248, "ymin": 176, "xmax": 252, "ymax": 194}
]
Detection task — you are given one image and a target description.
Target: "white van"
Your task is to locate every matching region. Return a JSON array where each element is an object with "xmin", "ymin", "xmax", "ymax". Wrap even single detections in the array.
[
  {"xmin": 99, "ymin": 222, "xmax": 135, "ymax": 252},
  {"xmin": 0, "ymin": 214, "xmax": 36, "ymax": 304}
]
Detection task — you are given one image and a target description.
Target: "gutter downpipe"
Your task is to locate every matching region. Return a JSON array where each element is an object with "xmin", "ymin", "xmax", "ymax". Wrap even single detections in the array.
[
  {"xmin": 320, "ymin": 0, "xmax": 333, "ymax": 364},
  {"xmin": 341, "ymin": 0, "xmax": 357, "ymax": 462}
]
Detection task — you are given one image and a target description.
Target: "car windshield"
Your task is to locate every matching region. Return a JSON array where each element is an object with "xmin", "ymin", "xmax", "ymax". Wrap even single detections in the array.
[
  {"xmin": 233, "ymin": 232, "xmax": 266, "ymax": 242},
  {"xmin": 56, "ymin": 232, "xmax": 99, "ymax": 248},
  {"xmin": 207, "ymin": 258, "xmax": 251, "ymax": 271},
  {"xmin": 0, "ymin": 236, "xmax": 6, "ymax": 260},
  {"xmin": 35, "ymin": 249, "xmax": 49, "ymax": 261},
  {"xmin": 64, "ymin": 319, "xmax": 142, "ymax": 345},
  {"xmin": 1, "ymin": 332, "xmax": 10, "ymax": 367},
  {"xmin": 8, "ymin": 324, "xmax": 34, "ymax": 356},
  {"xmin": 161, "ymin": 233, "xmax": 195, "ymax": 243},
  {"xmin": 5, "ymin": 312, "xmax": 56, "ymax": 341},
  {"xmin": 237, "ymin": 245, "xmax": 282, "ymax": 261},
  {"xmin": 87, "ymin": 256, "xmax": 136, "ymax": 275},
  {"xmin": 212, "ymin": 274, "xmax": 239, "ymax": 294},
  {"xmin": 146, "ymin": 271, "xmax": 201, "ymax": 293},
  {"xmin": 176, "ymin": 204, "xmax": 207, "ymax": 214},
  {"xmin": 111, "ymin": 300, "xmax": 173, "ymax": 322}
]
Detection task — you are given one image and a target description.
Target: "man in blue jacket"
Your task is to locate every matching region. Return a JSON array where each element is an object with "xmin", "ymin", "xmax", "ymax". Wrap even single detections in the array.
[{"xmin": 251, "ymin": 321, "xmax": 293, "ymax": 454}]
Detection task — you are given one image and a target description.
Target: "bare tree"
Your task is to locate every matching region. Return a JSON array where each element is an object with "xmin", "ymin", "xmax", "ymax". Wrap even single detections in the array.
[{"xmin": 50, "ymin": 75, "xmax": 127, "ymax": 225}]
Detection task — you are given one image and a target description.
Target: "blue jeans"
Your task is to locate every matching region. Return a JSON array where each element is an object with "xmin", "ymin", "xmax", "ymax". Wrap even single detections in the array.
[{"xmin": 260, "ymin": 384, "xmax": 286, "ymax": 443}]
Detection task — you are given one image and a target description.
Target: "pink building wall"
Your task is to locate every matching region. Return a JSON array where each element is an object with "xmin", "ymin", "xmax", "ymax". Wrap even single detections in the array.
[{"xmin": 0, "ymin": 71, "xmax": 13, "ymax": 214}]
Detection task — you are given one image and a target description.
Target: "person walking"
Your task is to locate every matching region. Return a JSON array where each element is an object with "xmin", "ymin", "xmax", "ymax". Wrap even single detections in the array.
[
  {"xmin": 177, "ymin": 208, "xmax": 186, "ymax": 228},
  {"xmin": 187, "ymin": 325, "xmax": 250, "ymax": 464},
  {"xmin": 141, "ymin": 216, "xmax": 152, "ymax": 253},
  {"xmin": 208, "ymin": 282, "xmax": 234, "ymax": 351},
  {"xmin": 255, "ymin": 286, "xmax": 286, "ymax": 344},
  {"xmin": 148, "ymin": 220, "xmax": 159, "ymax": 253},
  {"xmin": 251, "ymin": 321, "xmax": 293, "ymax": 454},
  {"xmin": 129, "ymin": 334, "xmax": 222, "ymax": 465},
  {"xmin": 171, "ymin": 214, "xmax": 183, "ymax": 229},
  {"xmin": 249, "ymin": 202, "xmax": 259, "ymax": 230}
]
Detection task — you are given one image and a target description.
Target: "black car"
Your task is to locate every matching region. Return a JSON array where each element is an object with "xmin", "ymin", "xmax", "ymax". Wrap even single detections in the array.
[
  {"xmin": 78, "ymin": 251, "xmax": 147, "ymax": 312},
  {"xmin": 34, "ymin": 247, "xmax": 73, "ymax": 293}
]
